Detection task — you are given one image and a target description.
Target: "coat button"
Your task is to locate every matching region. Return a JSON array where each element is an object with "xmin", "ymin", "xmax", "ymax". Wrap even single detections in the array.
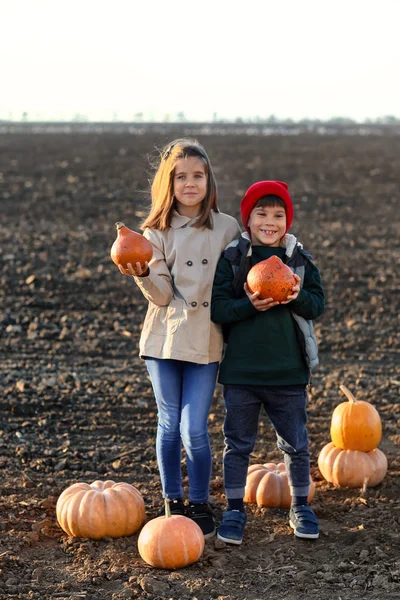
[
  {"xmin": 202, "ymin": 301, "xmax": 209, "ymax": 307},
  {"xmin": 191, "ymin": 301, "xmax": 197, "ymax": 307},
  {"xmin": 202, "ymin": 259, "xmax": 208, "ymax": 264},
  {"xmin": 186, "ymin": 261, "xmax": 193, "ymax": 266}
]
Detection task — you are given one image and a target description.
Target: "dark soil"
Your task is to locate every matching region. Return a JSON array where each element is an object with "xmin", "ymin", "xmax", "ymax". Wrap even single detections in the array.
[{"xmin": 0, "ymin": 131, "xmax": 399, "ymax": 600}]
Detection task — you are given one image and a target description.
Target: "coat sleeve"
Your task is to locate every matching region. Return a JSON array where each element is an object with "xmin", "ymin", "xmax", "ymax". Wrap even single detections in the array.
[
  {"xmin": 219, "ymin": 215, "xmax": 242, "ymax": 249},
  {"xmin": 211, "ymin": 256, "xmax": 259, "ymax": 324},
  {"xmin": 133, "ymin": 229, "xmax": 174, "ymax": 307},
  {"xmin": 290, "ymin": 259, "xmax": 325, "ymax": 320}
]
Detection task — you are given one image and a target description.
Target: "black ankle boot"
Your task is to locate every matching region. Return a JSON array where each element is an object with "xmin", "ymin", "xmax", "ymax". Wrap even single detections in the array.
[
  {"xmin": 158, "ymin": 498, "xmax": 186, "ymax": 516},
  {"xmin": 186, "ymin": 502, "xmax": 216, "ymax": 538}
]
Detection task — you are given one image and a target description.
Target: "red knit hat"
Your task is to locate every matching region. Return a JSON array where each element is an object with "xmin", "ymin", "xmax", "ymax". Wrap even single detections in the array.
[{"xmin": 240, "ymin": 180, "xmax": 294, "ymax": 234}]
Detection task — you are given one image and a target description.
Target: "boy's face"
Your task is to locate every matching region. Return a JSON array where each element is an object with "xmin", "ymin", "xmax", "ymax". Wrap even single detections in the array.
[{"xmin": 248, "ymin": 203, "xmax": 287, "ymax": 246}]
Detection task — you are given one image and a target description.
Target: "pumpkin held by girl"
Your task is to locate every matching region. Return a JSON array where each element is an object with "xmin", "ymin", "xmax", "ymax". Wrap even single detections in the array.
[{"xmin": 110, "ymin": 222, "xmax": 153, "ymax": 270}]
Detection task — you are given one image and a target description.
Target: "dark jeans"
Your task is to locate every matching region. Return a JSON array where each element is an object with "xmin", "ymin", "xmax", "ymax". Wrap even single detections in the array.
[{"xmin": 223, "ymin": 384, "xmax": 310, "ymax": 499}]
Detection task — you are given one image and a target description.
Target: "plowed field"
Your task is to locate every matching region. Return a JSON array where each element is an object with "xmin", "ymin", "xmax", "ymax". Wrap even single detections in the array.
[{"xmin": 1, "ymin": 131, "xmax": 399, "ymax": 600}]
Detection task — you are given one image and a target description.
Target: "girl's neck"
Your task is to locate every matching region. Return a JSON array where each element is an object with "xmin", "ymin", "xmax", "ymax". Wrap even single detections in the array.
[{"xmin": 175, "ymin": 202, "xmax": 201, "ymax": 219}]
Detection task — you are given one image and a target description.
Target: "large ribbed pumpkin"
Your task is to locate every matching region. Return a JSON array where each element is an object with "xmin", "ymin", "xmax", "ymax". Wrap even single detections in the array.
[
  {"xmin": 244, "ymin": 463, "xmax": 315, "ymax": 508},
  {"xmin": 318, "ymin": 442, "xmax": 387, "ymax": 488},
  {"xmin": 110, "ymin": 222, "xmax": 153, "ymax": 270},
  {"xmin": 56, "ymin": 480, "xmax": 145, "ymax": 539},
  {"xmin": 330, "ymin": 385, "xmax": 382, "ymax": 452},
  {"xmin": 138, "ymin": 500, "xmax": 204, "ymax": 569},
  {"xmin": 246, "ymin": 256, "xmax": 296, "ymax": 302}
]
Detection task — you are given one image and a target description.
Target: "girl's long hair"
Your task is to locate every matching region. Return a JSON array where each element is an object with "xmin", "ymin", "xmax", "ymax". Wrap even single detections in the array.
[{"xmin": 141, "ymin": 138, "xmax": 219, "ymax": 231}]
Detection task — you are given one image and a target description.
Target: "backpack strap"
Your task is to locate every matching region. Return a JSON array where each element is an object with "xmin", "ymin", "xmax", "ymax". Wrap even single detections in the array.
[
  {"xmin": 223, "ymin": 234, "xmax": 252, "ymax": 297},
  {"xmin": 285, "ymin": 246, "xmax": 313, "ymax": 269}
]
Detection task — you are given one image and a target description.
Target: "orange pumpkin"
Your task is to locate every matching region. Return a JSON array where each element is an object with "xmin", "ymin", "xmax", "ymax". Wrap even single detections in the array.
[
  {"xmin": 318, "ymin": 442, "xmax": 387, "ymax": 488},
  {"xmin": 246, "ymin": 256, "xmax": 296, "ymax": 302},
  {"xmin": 56, "ymin": 480, "xmax": 145, "ymax": 539},
  {"xmin": 138, "ymin": 500, "xmax": 204, "ymax": 569},
  {"xmin": 330, "ymin": 385, "xmax": 382, "ymax": 452},
  {"xmin": 110, "ymin": 222, "xmax": 153, "ymax": 270},
  {"xmin": 244, "ymin": 463, "xmax": 315, "ymax": 508}
]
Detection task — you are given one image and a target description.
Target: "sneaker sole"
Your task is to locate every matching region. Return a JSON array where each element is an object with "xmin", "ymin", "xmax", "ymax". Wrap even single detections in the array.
[
  {"xmin": 203, "ymin": 528, "xmax": 216, "ymax": 540},
  {"xmin": 289, "ymin": 520, "xmax": 319, "ymax": 539},
  {"xmin": 217, "ymin": 532, "xmax": 243, "ymax": 545}
]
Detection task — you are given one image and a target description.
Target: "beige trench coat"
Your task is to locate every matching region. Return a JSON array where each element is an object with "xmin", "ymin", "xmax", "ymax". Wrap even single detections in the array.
[{"xmin": 134, "ymin": 210, "xmax": 241, "ymax": 364}]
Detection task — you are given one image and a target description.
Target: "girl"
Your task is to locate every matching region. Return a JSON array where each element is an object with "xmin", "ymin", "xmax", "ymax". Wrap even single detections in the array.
[{"xmin": 118, "ymin": 138, "xmax": 240, "ymax": 538}]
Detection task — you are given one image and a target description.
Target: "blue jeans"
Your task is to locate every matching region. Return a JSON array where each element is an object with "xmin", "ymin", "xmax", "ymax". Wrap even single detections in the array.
[
  {"xmin": 223, "ymin": 384, "xmax": 310, "ymax": 499},
  {"xmin": 145, "ymin": 358, "xmax": 219, "ymax": 504}
]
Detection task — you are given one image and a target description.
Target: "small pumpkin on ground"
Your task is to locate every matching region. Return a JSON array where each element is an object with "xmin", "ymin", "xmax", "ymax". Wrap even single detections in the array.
[
  {"xmin": 330, "ymin": 385, "xmax": 382, "ymax": 452},
  {"xmin": 244, "ymin": 462, "xmax": 315, "ymax": 508},
  {"xmin": 56, "ymin": 480, "xmax": 145, "ymax": 539},
  {"xmin": 110, "ymin": 222, "xmax": 153, "ymax": 270},
  {"xmin": 246, "ymin": 255, "xmax": 296, "ymax": 302},
  {"xmin": 318, "ymin": 442, "xmax": 387, "ymax": 488},
  {"xmin": 138, "ymin": 499, "xmax": 204, "ymax": 569}
]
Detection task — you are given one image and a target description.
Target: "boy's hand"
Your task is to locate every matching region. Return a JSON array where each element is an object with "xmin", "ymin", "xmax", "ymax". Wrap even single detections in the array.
[
  {"xmin": 244, "ymin": 283, "xmax": 280, "ymax": 311},
  {"xmin": 118, "ymin": 261, "xmax": 149, "ymax": 277},
  {"xmin": 280, "ymin": 274, "xmax": 301, "ymax": 304}
]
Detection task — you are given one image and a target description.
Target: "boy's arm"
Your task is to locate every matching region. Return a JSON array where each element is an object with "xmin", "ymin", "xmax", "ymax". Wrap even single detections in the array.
[
  {"xmin": 133, "ymin": 230, "xmax": 174, "ymax": 307},
  {"xmin": 211, "ymin": 256, "xmax": 259, "ymax": 324},
  {"xmin": 290, "ymin": 260, "xmax": 325, "ymax": 320}
]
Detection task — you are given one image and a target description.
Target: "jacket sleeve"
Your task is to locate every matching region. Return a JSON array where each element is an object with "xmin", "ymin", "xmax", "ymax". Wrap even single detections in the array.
[
  {"xmin": 133, "ymin": 229, "xmax": 174, "ymax": 307},
  {"xmin": 211, "ymin": 256, "xmax": 259, "ymax": 324},
  {"xmin": 290, "ymin": 259, "xmax": 325, "ymax": 320}
]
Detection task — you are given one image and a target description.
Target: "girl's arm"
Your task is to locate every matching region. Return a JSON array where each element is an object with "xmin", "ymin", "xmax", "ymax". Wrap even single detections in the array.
[
  {"xmin": 133, "ymin": 230, "xmax": 174, "ymax": 307},
  {"xmin": 290, "ymin": 260, "xmax": 325, "ymax": 320},
  {"xmin": 211, "ymin": 256, "xmax": 259, "ymax": 324}
]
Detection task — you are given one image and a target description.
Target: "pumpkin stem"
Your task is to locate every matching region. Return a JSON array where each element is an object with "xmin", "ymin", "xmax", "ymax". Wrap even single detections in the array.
[
  {"xmin": 339, "ymin": 385, "xmax": 357, "ymax": 404},
  {"xmin": 115, "ymin": 222, "xmax": 125, "ymax": 230},
  {"xmin": 361, "ymin": 477, "xmax": 369, "ymax": 497},
  {"xmin": 164, "ymin": 498, "xmax": 171, "ymax": 519}
]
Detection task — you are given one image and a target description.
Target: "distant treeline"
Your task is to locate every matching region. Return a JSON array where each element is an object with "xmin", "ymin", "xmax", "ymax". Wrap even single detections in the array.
[{"xmin": 1, "ymin": 120, "xmax": 400, "ymax": 136}]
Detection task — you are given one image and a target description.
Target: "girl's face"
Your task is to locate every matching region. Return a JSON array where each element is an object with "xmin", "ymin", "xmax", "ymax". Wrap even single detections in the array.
[
  {"xmin": 248, "ymin": 204, "xmax": 287, "ymax": 246},
  {"xmin": 173, "ymin": 157, "xmax": 208, "ymax": 218}
]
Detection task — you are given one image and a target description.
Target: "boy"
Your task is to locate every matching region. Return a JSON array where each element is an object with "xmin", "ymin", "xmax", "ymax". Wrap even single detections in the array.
[{"xmin": 211, "ymin": 180, "xmax": 325, "ymax": 544}]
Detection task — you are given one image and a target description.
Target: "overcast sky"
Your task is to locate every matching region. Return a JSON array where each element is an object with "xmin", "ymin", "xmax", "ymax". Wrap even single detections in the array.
[{"xmin": 1, "ymin": 0, "xmax": 399, "ymax": 122}]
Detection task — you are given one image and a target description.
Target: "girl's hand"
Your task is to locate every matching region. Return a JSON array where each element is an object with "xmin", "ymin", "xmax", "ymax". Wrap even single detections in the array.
[
  {"xmin": 280, "ymin": 274, "xmax": 301, "ymax": 304},
  {"xmin": 244, "ymin": 283, "xmax": 280, "ymax": 312},
  {"xmin": 118, "ymin": 261, "xmax": 149, "ymax": 277}
]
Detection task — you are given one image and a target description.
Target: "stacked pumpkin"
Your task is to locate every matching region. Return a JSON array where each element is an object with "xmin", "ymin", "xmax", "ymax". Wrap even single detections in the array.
[{"xmin": 318, "ymin": 385, "xmax": 387, "ymax": 488}]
